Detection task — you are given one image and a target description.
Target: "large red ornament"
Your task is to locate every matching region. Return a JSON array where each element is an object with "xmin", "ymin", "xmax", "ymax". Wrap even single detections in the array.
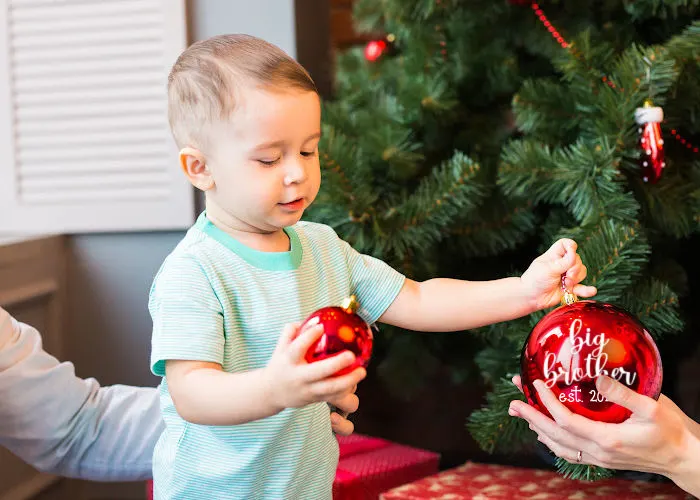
[
  {"xmin": 520, "ymin": 295, "xmax": 662, "ymax": 423},
  {"xmin": 635, "ymin": 99, "xmax": 666, "ymax": 183},
  {"xmin": 303, "ymin": 295, "xmax": 373, "ymax": 376}
]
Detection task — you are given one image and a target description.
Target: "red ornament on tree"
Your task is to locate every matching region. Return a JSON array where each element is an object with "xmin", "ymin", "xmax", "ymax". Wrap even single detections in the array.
[
  {"xmin": 520, "ymin": 284, "xmax": 662, "ymax": 423},
  {"xmin": 635, "ymin": 99, "xmax": 666, "ymax": 183},
  {"xmin": 364, "ymin": 34, "xmax": 395, "ymax": 63},
  {"xmin": 303, "ymin": 295, "xmax": 373, "ymax": 376},
  {"xmin": 364, "ymin": 40, "xmax": 387, "ymax": 62}
]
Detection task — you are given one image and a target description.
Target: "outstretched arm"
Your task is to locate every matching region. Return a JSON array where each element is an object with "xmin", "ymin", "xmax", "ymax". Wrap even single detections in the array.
[{"xmin": 0, "ymin": 308, "xmax": 162, "ymax": 481}]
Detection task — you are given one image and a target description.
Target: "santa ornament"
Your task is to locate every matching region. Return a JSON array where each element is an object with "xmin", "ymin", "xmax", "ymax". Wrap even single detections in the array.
[
  {"xmin": 520, "ymin": 278, "xmax": 663, "ymax": 423},
  {"xmin": 635, "ymin": 99, "xmax": 666, "ymax": 183}
]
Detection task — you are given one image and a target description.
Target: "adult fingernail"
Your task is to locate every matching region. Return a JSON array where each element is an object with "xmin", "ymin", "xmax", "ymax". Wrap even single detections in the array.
[
  {"xmin": 508, "ymin": 404, "xmax": 519, "ymax": 417},
  {"xmin": 597, "ymin": 375, "xmax": 611, "ymax": 393}
]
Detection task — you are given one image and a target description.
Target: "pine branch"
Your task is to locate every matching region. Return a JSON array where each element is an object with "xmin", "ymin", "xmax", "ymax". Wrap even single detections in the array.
[
  {"xmin": 386, "ymin": 151, "xmax": 487, "ymax": 257},
  {"xmin": 631, "ymin": 171, "xmax": 700, "ymax": 238},
  {"xmin": 467, "ymin": 378, "xmax": 533, "ymax": 454},
  {"xmin": 307, "ymin": 125, "xmax": 380, "ymax": 234},
  {"xmin": 500, "ymin": 138, "xmax": 640, "ymax": 225},
  {"xmin": 363, "ymin": 120, "xmax": 425, "ymax": 180},
  {"xmin": 474, "ymin": 337, "xmax": 522, "ymax": 385},
  {"xmin": 352, "ymin": 0, "xmax": 386, "ymax": 34},
  {"xmin": 513, "ymin": 79, "xmax": 580, "ymax": 142},
  {"xmin": 554, "ymin": 31, "xmax": 617, "ymax": 88},
  {"xmin": 555, "ymin": 459, "xmax": 614, "ymax": 481},
  {"xmin": 555, "ymin": 220, "xmax": 650, "ymax": 303},
  {"xmin": 618, "ymin": 278, "xmax": 683, "ymax": 337},
  {"xmin": 624, "ymin": 0, "xmax": 700, "ymax": 21},
  {"xmin": 333, "ymin": 50, "xmax": 387, "ymax": 105},
  {"xmin": 450, "ymin": 198, "xmax": 539, "ymax": 257},
  {"xmin": 666, "ymin": 20, "xmax": 700, "ymax": 59}
]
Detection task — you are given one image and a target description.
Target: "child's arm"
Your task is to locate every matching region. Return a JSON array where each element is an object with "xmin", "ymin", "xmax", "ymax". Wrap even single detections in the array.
[
  {"xmin": 165, "ymin": 323, "xmax": 366, "ymax": 426},
  {"xmin": 380, "ymin": 276, "xmax": 535, "ymax": 331},
  {"xmin": 379, "ymin": 239, "xmax": 597, "ymax": 331}
]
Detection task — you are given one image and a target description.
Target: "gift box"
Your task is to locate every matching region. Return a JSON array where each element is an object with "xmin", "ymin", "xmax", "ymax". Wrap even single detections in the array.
[
  {"xmin": 146, "ymin": 434, "xmax": 439, "ymax": 500},
  {"xmin": 334, "ymin": 434, "xmax": 440, "ymax": 499},
  {"xmin": 379, "ymin": 461, "xmax": 690, "ymax": 499}
]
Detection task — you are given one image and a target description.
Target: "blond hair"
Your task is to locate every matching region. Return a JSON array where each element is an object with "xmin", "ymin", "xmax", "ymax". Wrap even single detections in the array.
[{"xmin": 167, "ymin": 34, "xmax": 317, "ymax": 149}]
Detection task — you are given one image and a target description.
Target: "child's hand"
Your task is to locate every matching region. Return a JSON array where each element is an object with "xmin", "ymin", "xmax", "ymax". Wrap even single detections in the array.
[
  {"xmin": 520, "ymin": 238, "xmax": 597, "ymax": 310},
  {"xmin": 264, "ymin": 322, "xmax": 366, "ymax": 412}
]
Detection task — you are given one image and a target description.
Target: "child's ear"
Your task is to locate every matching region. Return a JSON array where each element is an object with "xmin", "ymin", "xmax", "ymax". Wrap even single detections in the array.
[{"xmin": 180, "ymin": 147, "xmax": 214, "ymax": 191}]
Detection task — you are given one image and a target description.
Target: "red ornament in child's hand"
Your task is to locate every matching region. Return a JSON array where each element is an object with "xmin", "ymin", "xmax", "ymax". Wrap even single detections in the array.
[
  {"xmin": 303, "ymin": 296, "xmax": 373, "ymax": 376},
  {"xmin": 521, "ymin": 296, "xmax": 662, "ymax": 423}
]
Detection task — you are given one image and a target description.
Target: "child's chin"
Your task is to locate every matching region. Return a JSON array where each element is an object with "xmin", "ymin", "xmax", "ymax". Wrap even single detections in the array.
[{"xmin": 276, "ymin": 210, "xmax": 304, "ymax": 226}]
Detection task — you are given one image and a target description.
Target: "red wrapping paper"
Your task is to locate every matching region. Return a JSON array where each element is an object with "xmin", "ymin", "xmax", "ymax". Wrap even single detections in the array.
[{"xmin": 380, "ymin": 461, "xmax": 690, "ymax": 499}]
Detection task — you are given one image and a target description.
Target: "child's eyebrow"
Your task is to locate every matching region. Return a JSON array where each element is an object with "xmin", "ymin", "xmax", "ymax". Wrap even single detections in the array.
[
  {"xmin": 253, "ymin": 140, "xmax": 286, "ymax": 151},
  {"xmin": 304, "ymin": 132, "xmax": 322, "ymax": 142},
  {"xmin": 253, "ymin": 132, "xmax": 321, "ymax": 151}
]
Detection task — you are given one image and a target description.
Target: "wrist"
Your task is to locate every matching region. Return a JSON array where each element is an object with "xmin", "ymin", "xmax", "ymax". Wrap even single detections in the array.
[
  {"xmin": 515, "ymin": 276, "xmax": 539, "ymax": 315},
  {"xmin": 666, "ymin": 427, "xmax": 700, "ymax": 488},
  {"xmin": 259, "ymin": 367, "xmax": 284, "ymax": 415}
]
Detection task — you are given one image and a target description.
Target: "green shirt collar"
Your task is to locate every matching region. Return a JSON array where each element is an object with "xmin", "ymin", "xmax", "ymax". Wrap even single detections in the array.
[{"xmin": 196, "ymin": 212, "xmax": 302, "ymax": 271}]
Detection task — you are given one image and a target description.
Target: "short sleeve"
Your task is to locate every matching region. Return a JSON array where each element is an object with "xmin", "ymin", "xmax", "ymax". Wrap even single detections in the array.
[
  {"xmin": 339, "ymin": 239, "xmax": 406, "ymax": 325},
  {"xmin": 149, "ymin": 255, "xmax": 225, "ymax": 377}
]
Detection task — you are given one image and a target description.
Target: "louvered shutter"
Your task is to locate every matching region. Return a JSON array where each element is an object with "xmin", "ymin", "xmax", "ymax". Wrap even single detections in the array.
[{"xmin": 0, "ymin": 0, "xmax": 193, "ymax": 233}]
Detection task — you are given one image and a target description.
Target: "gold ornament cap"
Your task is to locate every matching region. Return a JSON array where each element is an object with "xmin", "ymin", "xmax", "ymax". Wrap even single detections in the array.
[
  {"xmin": 341, "ymin": 295, "xmax": 359, "ymax": 313},
  {"xmin": 560, "ymin": 275, "xmax": 579, "ymax": 306}
]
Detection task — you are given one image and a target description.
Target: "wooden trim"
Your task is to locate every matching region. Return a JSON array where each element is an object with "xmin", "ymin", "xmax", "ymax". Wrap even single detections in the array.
[
  {"xmin": 294, "ymin": 0, "xmax": 332, "ymax": 97},
  {"xmin": 0, "ymin": 279, "xmax": 58, "ymax": 309}
]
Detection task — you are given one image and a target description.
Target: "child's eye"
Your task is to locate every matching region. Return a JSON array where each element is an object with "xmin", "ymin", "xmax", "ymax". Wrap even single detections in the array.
[
  {"xmin": 301, "ymin": 150, "xmax": 317, "ymax": 157},
  {"xmin": 258, "ymin": 158, "xmax": 280, "ymax": 166}
]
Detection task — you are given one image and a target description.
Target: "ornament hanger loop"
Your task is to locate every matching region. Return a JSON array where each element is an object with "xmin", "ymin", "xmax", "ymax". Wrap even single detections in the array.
[
  {"xmin": 643, "ymin": 56, "xmax": 653, "ymax": 101},
  {"xmin": 560, "ymin": 274, "xmax": 578, "ymax": 306}
]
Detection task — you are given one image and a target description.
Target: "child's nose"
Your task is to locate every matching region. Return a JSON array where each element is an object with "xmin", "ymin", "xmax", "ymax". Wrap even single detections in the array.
[{"xmin": 283, "ymin": 158, "xmax": 308, "ymax": 185}]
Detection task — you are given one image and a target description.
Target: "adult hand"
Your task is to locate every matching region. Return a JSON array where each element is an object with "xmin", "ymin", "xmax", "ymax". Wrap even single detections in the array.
[{"xmin": 508, "ymin": 375, "xmax": 700, "ymax": 496}]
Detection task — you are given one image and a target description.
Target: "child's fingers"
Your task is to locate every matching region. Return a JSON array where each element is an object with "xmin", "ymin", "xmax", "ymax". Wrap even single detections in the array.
[
  {"xmin": 275, "ymin": 323, "xmax": 301, "ymax": 352},
  {"xmin": 565, "ymin": 255, "xmax": 586, "ymax": 281},
  {"xmin": 287, "ymin": 324, "xmax": 325, "ymax": 360},
  {"xmin": 543, "ymin": 238, "xmax": 577, "ymax": 261},
  {"xmin": 309, "ymin": 367, "xmax": 367, "ymax": 400},
  {"xmin": 302, "ymin": 351, "xmax": 357, "ymax": 381},
  {"xmin": 550, "ymin": 244, "xmax": 577, "ymax": 275},
  {"xmin": 573, "ymin": 283, "xmax": 597, "ymax": 297},
  {"xmin": 328, "ymin": 390, "xmax": 360, "ymax": 414}
]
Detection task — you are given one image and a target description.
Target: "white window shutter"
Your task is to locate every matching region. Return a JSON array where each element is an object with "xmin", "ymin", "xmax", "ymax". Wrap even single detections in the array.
[{"xmin": 0, "ymin": 0, "xmax": 194, "ymax": 234}]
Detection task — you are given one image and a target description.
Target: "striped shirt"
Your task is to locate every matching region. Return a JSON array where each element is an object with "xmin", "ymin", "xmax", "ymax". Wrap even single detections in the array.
[{"xmin": 149, "ymin": 212, "xmax": 405, "ymax": 499}]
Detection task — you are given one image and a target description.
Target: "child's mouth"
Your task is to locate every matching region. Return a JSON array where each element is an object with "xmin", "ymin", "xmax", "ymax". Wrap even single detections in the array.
[{"xmin": 279, "ymin": 198, "xmax": 304, "ymax": 211}]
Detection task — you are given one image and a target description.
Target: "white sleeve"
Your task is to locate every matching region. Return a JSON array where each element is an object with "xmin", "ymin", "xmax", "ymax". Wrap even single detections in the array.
[{"xmin": 0, "ymin": 307, "xmax": 163, "ymax": 481}]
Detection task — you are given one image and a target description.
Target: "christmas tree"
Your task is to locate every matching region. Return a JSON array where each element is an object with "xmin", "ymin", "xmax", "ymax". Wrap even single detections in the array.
[{"xmin": 306, "ymin": 0, "xmax": 700, "ymax": 481}]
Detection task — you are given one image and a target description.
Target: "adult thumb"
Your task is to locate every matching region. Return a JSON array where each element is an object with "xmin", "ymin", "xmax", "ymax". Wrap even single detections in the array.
[{"xmin": 596, "ymin": 376, "xmax": 656, "ymax": 418}]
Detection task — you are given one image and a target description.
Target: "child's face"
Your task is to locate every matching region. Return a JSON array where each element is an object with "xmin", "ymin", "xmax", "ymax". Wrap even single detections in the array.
[{"xmin": 205, "ymin": 88, "xmax": 322, "ymax": 233}]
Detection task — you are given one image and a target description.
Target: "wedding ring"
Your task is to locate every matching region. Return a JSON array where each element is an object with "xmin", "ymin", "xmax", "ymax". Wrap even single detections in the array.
[{"xmin": 576, "ymin": 450, "xmax": 583, "ymax": 462}]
